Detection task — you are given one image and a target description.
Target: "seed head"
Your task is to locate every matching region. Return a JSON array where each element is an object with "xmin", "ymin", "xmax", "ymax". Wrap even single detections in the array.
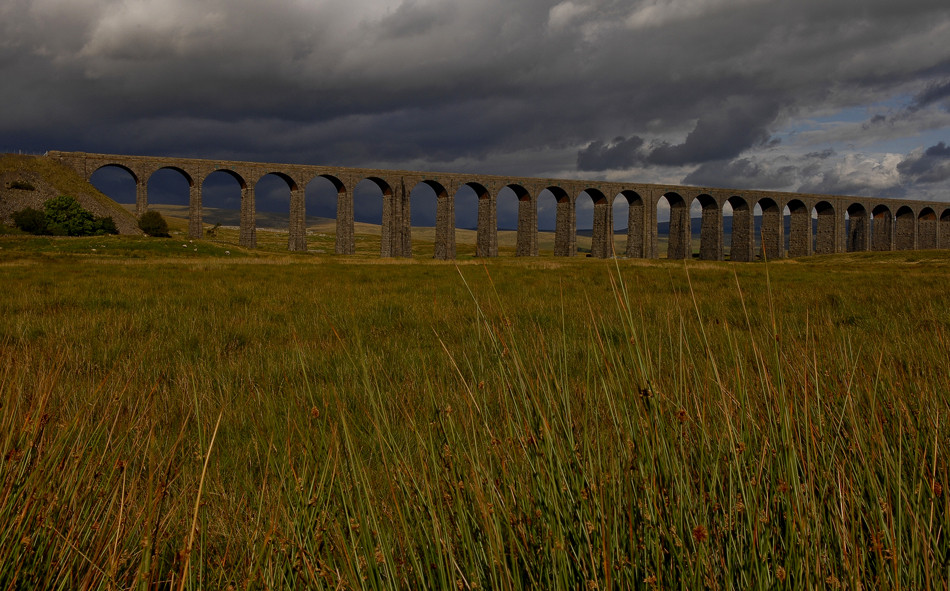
[{"xmin": 691, "ymin": 525, "xmax": 707, "ymax": 543}]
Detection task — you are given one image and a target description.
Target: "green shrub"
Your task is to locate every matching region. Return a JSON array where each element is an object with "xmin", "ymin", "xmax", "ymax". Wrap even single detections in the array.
[
  {"xmin": 44, "ymin": 195, "xmax": 97, "ymax": 236},
  {"xmin": 138, "ymin": 210, "xmax": 169, "ymax": 237},
  {"xmin": 95, "ymin": 216, "xmax": 118, "ymax": 235},
  {"xmin": 12, "ymin": 207, "xmax": 48, "ymax": 234},
  {"xmin": 12, "ymin": 197, "xmax": 118, "ymax": 236}
]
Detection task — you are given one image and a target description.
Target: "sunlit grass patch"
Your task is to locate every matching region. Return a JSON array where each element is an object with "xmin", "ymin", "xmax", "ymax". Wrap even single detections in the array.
[{"xmin": 0, "ymin": 247, "xmax": 948, "ymax": 588}]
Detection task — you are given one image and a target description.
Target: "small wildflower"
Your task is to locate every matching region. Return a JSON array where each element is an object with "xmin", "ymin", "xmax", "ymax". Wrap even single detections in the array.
[{"xmin": 691, "ymin": 524, "xmax": 708, "ymax": 543}]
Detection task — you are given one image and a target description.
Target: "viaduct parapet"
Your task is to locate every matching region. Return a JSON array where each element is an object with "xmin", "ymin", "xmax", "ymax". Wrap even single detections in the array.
[{"xmin": 47, "ymin": 150, "xmax": 950, "ymax": 260}]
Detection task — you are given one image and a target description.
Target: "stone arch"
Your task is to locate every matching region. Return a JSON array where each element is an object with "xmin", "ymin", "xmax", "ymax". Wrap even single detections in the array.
[
  {"xmin": 845, "ymin": 203, "xmax": 869, "ymax": 252},
  {"xmin": 757, "ymin": 197, "xmax": 781, "ymax": 260},
  {"xmin": 940, "ymin": 209, "xmax": 950, "ymax": 249},
  {"xmin": 533, "ymin": 186, "xmax": 565, "ymax": 256},
  {"xmin": 206, "ymin": 169, "xmax": 248, "ymax": 189},
  {"xmin": 787, "ymin": 199, "xmax": 810, "ymax": 257},
  {"xmin": 147, "ymin": 166, "xmax": 194, "ymax": 187},
  {"xmin": 918, "ymin": 207, "xmax": 937, "ymax": 249},
  {"xmin": 462, "ymin": 181, "xmax": 496, "ymax": 257},
  {"xmin": 727, "ymin": 196, "xmax": 754, "ymax": 262},
  {"xmin": 146, "ymin": 166, "xmax": 201, "ymax": 238},
  {"xmin": 255, "ymin": 172, "xmax": 304, "ymax": 251},
  {"xmin": 616, "ymin": 190, "xmax": 644, "ymax": 258},
  {"xmin": 305, "ymin": 174, "xmax": 349, "ymax": 255},
  {"xmin": 359, "ymin": 176, "xmax": 409, "ymax": 258},
  {"xmin": 813, "ymin": 201, "xmax": 836, "ymax": 255},
  {"xmin": 871, "ymin": 204, "xmax": 892, "ymax": 251},
  {"xmin": 658, "ymin": 192, "xmax": 689, "ymax": 259},
  {"xmin": 412, "ymin": 179, "xmax": 453, "ymax": 260},
  {"xmin": 895, "ymin": 206, "xmax": 916, "ymax": 250},
  {"xmin": 92, "ymin": 163, "xmax": 140, "ymax": 185},
  {"xmin": 202, "ymin": 169, "xmax": 253, "ymax": 247},
  {"xmin": 89, "ymin": 164, "xmax": 141, "ymax": 214},
  {"xmin": 694, "ymin": 194, "xmax": 721, "ymax": 261}
]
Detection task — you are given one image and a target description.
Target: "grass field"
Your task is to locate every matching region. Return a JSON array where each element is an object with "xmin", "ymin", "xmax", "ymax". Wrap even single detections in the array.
[{"xmin": 1, "ymin": 225, "xmax": 948, "ymax": 589}]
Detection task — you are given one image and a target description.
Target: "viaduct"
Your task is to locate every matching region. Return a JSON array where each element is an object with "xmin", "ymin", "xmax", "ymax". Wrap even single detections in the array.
[{"xmin": 48, "ymin": 150, "xmax": 950, "ymax": 260}]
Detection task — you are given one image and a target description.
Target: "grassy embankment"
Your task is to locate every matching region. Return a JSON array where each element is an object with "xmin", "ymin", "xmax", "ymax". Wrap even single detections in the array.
[{"xmin": 1, "ymin": 228, "xmax": 948, "ymax": 589}]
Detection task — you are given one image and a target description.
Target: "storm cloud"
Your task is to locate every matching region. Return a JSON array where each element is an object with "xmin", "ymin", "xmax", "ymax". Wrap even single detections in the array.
[
  {"xmin": 3, "ymin": 0, "xmax": 950, "ymax": 216},
  {"xmin": 898, "ymin": 141, "xmax": 950, "ymax": 184}
]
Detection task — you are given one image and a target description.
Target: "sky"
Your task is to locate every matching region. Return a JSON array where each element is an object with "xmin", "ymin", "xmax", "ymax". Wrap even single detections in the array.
[{"xmin": 3, "ymin": 0, "xmax": 950, "ymax": 228}]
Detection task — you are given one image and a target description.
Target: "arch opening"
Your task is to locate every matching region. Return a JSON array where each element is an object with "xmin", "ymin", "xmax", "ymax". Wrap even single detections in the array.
[
  {"xmin": 452, "ymin": 184, "xmax": 479, "ymax": 258},
  {"xmin": 305, "ymin": 175, "xmax": 343, "ymax": 253},
  {"xmin": 146, "ymin": 167, "xmax": 192, "ymax": 209},
  {"xmin": 254, "ymin": 173, "xmax": 296, "ymax": 227},
  {"xmin": 940, "ymin": 209, "xmax": 950, "ymax": 249},
  {"xmin": 846, "ymin": 203, "xmax": 869, "ymax": 252},
  {"xmin": 147, "ymin": 167, "xmax": 197, "ymax": 238},
  {"xmin": 537, "ymin": 188, "xmax": 560, "ymax": 255},
  {"xmin": 611, "ymin": 194, "xmax": 630, "ymax": 256},
  {"xmin": 90, "ymin": 165, "xmax": 138, "ymax": 209},
  {"xmin": 411, "ymin": 180, "xmax": 450, "ymax": 259},
  {"xmin": 252, "ymin": 172, "xmax": 298, "ymax": 250},
  {"xmin": 201, "ymin": 170, "xmax": 247, "ymax": 245},
  {"xmin": 574, "ymin": 190, "xmax": 595, "ymax": 256},
  {"xmin": 354, "ymin": 178, "xmax": 390, "ymax": 256}
]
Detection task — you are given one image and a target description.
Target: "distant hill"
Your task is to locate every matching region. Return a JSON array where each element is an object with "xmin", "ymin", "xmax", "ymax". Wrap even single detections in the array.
[
  {"xmin": 135, "ymin": 203, "xmax": 338, "ymax": 231},
  {"xmin": 577, "ymin": 216, "xmax": 801, "ymax": 242},
  {"xmin": 0, "ymin": 154, "xmax": 142, "ymax": 234}
]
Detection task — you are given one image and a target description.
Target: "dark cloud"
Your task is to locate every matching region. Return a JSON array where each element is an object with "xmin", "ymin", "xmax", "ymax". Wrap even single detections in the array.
[
  {"xmin": 576, "ymin": 136, "xmax": 644, "ymax": 171},
  {"xmin": 897, "ymin": 141, "xmax": 950, "ymax": 184},
  {"xmin": 913, "ymin": 79, "xmax": 950, "ymax": 109},
  {"xmin": 1, "ymin": 0, "xmax": 950, "ymax": 219},
  {"xmin": 682, "ymin": 158, "xmax": 797, "ymax": 190},
  {"xmin": 379, "ymin": 1, "xmax": 457, "ymax": 39},
  {"xmin": 646, "ymin": 100, "xmax": 780, "ymax": 167}
]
